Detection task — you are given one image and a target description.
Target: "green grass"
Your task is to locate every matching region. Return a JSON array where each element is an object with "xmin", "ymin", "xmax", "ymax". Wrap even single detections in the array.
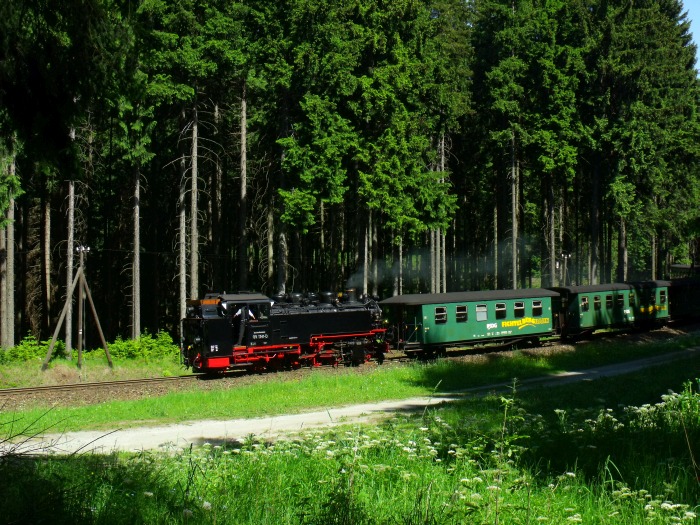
[{"xmin": 1, "ymin": 359, "xmax": 698, "ymax": 524}]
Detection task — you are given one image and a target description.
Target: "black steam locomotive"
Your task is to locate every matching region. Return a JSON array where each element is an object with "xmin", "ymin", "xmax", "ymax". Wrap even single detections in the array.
[{"xmin": 181, "ymin": 290, "xmax": 387, "ymax": 373}]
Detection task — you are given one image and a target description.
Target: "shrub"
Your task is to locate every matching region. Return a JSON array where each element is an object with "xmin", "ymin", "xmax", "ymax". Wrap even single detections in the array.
[
  {"xmin": 0, "ymin": 335, "xmax": 66, "ymax": 364},
  {"xmin": 107, "ymin": 331, "xmax": 179, "ymax": 362},
  {"xmin": 0, "ymin": 331, "xmax": 178, "ymax": 364}
]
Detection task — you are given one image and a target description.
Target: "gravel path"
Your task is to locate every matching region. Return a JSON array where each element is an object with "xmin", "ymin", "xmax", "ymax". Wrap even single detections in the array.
[{"xmin": 12, "ymin": 346, "xmax": 698, "ymax": 456}]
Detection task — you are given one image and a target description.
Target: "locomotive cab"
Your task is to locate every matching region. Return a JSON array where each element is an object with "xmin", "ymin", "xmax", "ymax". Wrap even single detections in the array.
[{"xmin": 181, "ymin": 293, "xmax": 273, "ymax": 371}]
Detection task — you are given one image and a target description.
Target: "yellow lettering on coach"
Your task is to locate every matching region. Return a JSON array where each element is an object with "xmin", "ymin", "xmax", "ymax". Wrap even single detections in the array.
[{"xmin": 501, "ymin": 317, "xmax": 551, "ymax": 329}]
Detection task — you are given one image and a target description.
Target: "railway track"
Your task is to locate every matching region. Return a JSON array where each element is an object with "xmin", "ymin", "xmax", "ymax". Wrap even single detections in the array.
[{"xmin": 0, "ymin": 374, "xmax": 199, "ymax": 398}]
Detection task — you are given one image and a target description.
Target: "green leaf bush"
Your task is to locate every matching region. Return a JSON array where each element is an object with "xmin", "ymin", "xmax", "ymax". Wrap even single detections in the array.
[
  {"xmin": 103, "ymin": 331, "xmax": 179, "ymax": 362},
  {"xmin": 0, "ymin": 335, "xmax": 65, "ymax": 364},
  {"xmin": 0, "ymin": 331, "xmax": 178, "ymax": 363}
]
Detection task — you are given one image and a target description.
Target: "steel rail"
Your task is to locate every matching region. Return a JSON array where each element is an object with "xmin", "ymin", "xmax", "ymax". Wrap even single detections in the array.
[{"xmin": 0, "ymin": 374, "xmax": 199, "ymax": 397}]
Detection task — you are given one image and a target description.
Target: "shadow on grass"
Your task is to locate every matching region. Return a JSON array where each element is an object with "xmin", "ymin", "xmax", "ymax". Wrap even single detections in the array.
[
  {"xmin": 0, "ymin": 449, "xmax": 206, "ymax": 525},
  {"xmin": 406, "ymin": 326, "xmax": 700, "ymax": 394},
  {"xmin": 412, "ymin": 356, "xmax": 700, "ymax": 503}
]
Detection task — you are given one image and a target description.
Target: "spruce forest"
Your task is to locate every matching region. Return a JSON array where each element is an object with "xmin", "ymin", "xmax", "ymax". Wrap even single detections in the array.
[{"xmin": 1, "ymin": 0, "xmax": 699, "ymax": 348}]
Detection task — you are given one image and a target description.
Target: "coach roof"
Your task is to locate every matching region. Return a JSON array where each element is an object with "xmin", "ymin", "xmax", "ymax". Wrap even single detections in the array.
[{"xmin": 380, "ymin": 288, "xmax": 560, "ymax": 306}]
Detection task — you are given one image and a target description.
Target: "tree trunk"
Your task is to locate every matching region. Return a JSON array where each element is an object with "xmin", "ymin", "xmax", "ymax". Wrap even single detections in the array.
[
  {"xmin": 239, "ymin": 81, "xmax": 248, "ymax": 291},
  {"xmin": 430, "ymin": 230, "xmax": 436, "ymax": 293},
  {"xmin": 511, "ymin": 130, "xmax": 518, "ymax": 289},
  {"xmin": 132, "ymin": 167, "xmax": 141, "ymax": 339},
  {"xmin": 439, "ymin": 134, "xmax": 447, "ymax": 293},
  {"xmin": 616, "ymin": 217, "xmax": 627, "ymax": 282},
  {"xmin": 66, "ymin": 180, "xmax": 74, "ymax": 357},
  {"xmin": 6, "ymin": 162, "xmax": 15, "ymax": 348},
  {"xmin": 211, "ymin": 104, "xmax": 223, "ymax": 287},
  {"xmin": 362, "ymin": 212, "xmax": 369, "ymax": 295},
  {"xmin": 651, "ymin": 233, "xmax": 657, "ymax": 280},
  {"xmin": 441, "ymin": 230, "xmax": 447, "ymax": 293},
  {"xmin": 371, "ymin": 210, "xmax": 378, "ymax": 296},
  {"xmin": 0, "ymin": 204, "xmax": 6, "ymax": 348},
  {"xmin": 189, "ymin": 106, "xmax": 199, "ymax": 300},
  {"xmin": 267, "ymin": 208, "xmax": 274, "ymax": 291},
  {"xmin": 493, "ymin": 201, "xmax": 498, "ymax": 287},
  {"xmin": 549, "ymin": 192, "xmax": 555, "ymax": 287},
  {"xmin": 0, "ymin": 153, "xmax": 15, "ymax": 349},
  {"xmin": 392, "ymin": 232, "xmax": 402, "ymax": 296},
  {"xmin": 43, "ymin": 191, "xmax": 51, "ymax": 336},
  {"xmin": 179, "ymin": 143, "xmax": 187, "ymax": 331},
  {"xmin": 277, "ymin": 229, "xmax": 287, "ymax": 294},
  {"xmin": 590, "ymin": 158, "xmax": 600, "ymax": 284}
]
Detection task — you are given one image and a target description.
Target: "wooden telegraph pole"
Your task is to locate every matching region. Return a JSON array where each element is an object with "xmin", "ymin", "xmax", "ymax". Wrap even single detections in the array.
[{"xmin": 42, "ymin": 246, "xmax": 112, "ymax": 370}]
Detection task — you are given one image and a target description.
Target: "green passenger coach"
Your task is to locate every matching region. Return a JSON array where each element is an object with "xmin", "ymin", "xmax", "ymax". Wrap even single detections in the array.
[
  {"xmin": 549, "ymin": 281, "xmax": 670, "ymax": 338},
  {"xmin": 380, "ymin": 289, "xmax": 559, "ymax": 352}
]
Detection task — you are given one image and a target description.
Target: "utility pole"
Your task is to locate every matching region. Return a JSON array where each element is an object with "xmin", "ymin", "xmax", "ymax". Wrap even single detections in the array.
[
  {"xmin": 42, "ymin": 246, "xmax": 112, "ymax": 370},
  {"xmin": 76, "ymin": 245, "xmax": 88, "ymax": 356},
  {"xmin": 561, "ymin": 252, "xmax": 571, "ymax": 286}
]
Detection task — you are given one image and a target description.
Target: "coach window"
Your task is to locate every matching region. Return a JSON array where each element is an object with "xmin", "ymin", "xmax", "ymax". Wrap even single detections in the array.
[
  {"xmin": 606, "ymin": 295, "xmax": 613, "ymax": 309},
  {"xmin": 514, "ymin": 301, "xmax": 525, "ymax": 318},
  {"xmin": 456, "ymin": 305, "xmax": 467, "ymax": 323},
  {"xmin": 496, "ymin": 303, "xmax": 506, "ymax": 319},
  {"xmin": 594, "ymin": 296, "xmax": 601, "ymax": 310},
  {"xmin": 660, "ymin": 290, "xmax": 667, "ymax": 304},
  {"xmin": 629, "ymin": 292, "xmax": 635, "ymax": 306},
  {"xmin": 532, "ymin": 300, "xmax": 543, "ymax": 316},
  {"xmin": 435, "ymin": 306, "xmax": 447, "ymax": 324},
  {"xmin": 581, "ymin": 296, "xmax": 589, "ymax": 311},
  {"xmin": 476, "ymin": 304, "xmax": 488, "ymax": 322},
  {"xmin": 616, "ymin": 294, "xmax": 624, "ymax": 308}
]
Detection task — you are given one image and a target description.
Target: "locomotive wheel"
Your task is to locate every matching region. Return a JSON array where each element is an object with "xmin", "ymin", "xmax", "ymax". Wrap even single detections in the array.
[{"xmin": 351, "ymin": 348, "xmax": 366, "ymax": 367}]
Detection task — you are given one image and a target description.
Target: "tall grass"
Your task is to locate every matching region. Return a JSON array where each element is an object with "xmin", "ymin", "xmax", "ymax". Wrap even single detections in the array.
[{"xmin": 2, "ymin": 376, "xmax": 698, "ymax": 524}]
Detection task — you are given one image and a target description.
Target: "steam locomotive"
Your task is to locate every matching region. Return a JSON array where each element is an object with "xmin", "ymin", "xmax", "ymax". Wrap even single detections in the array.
[{"xmin": 181, "ymin": 289, "xmax": 387, "ymax": 373}]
